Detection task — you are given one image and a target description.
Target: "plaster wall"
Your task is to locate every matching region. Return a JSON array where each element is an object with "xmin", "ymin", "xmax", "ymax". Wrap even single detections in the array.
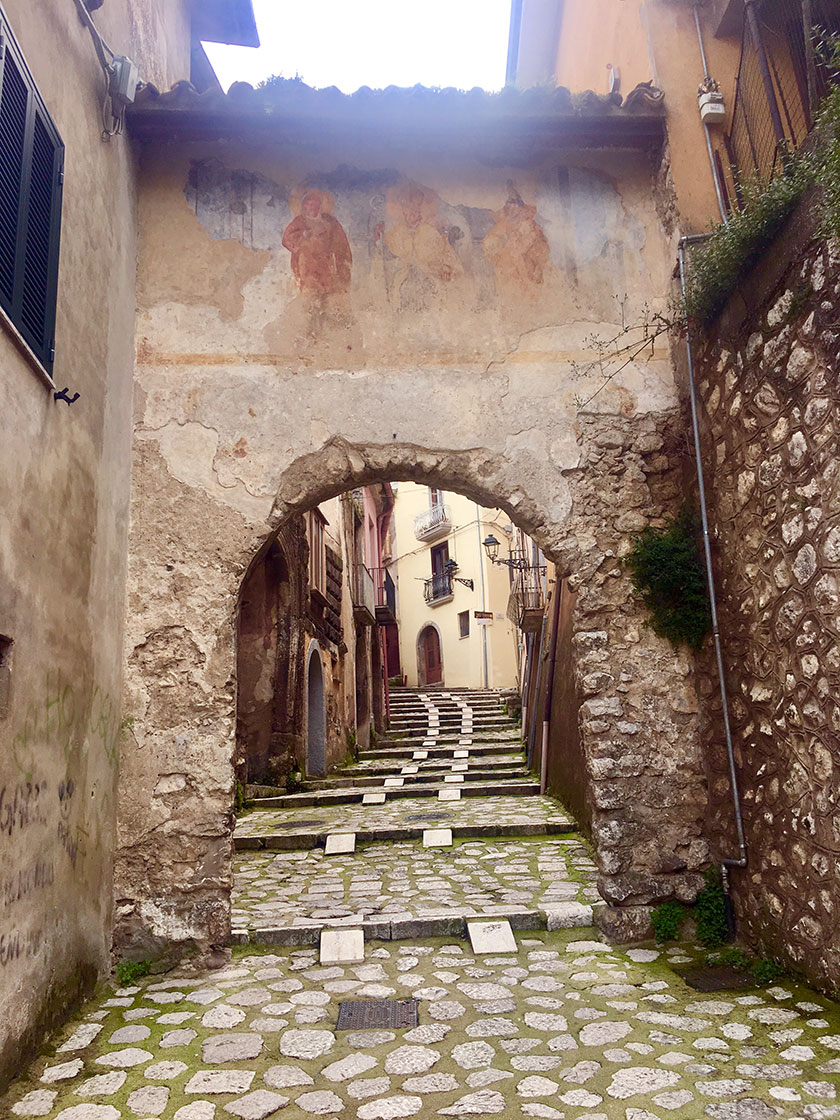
[
  {"xmin": 392, "ymin": 485, "xmax": 520, "ymax": 690},
  {"xmin": 118, "ymin": 126, "xmax": 710, "ymax": 954},
  {"xmin": 0, "ymin": 0, "xmax": 191, "ymax": 1088}
]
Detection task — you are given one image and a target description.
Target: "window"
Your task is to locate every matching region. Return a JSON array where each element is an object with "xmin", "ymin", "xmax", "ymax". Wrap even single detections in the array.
[
  {"xmin": 458, "ymin": 610, "xmax": 470, "ymax": 639},
  {"xmin": 307, "ymin": 510, "xmax": 327, "ymax": 596},
  {"xmin": 430, "ymin": 541, "xmax": 449, "ymax": 577},
  {"xmin": 429, "ymin": 487, "xmax": 444, "ymax": 508},
  {"xmin": 0, "ymin": 11, "xmax": 64, "ymax": 375}
]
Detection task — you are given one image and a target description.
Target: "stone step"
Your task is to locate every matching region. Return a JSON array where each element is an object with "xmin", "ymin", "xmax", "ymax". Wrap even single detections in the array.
[
  {"xmin": 361, "ymin": 740, "xmax": 521, "ymax": 759},
  {"xmin": 246, "ymin": 778, "xmax": 541, "ymax": 812},
  {"xmin": 301, "ymin": 767, "xmax": 531, "ymax": 791},
  {"xmin": 337, "ymin": 758, "xmax": 525, "ymax": 777},
  {"xmin": 232, "ymin": 902, "xmax": 597, "ymax": 948},
  {"xmin": 234, "ymin": 813, "xmax": 576, "ymax": 852}
]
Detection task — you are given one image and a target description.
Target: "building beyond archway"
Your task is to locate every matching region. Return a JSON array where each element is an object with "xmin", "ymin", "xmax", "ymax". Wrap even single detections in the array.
[{"xmin": 115, "ymin": 87, "xmax": 711, "ymax": 956}]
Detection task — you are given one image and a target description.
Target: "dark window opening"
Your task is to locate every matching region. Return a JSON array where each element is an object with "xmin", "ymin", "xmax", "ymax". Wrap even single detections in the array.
[{"xmin": 458, "ymin": 610, "xmax": 470, "ymax": 638}]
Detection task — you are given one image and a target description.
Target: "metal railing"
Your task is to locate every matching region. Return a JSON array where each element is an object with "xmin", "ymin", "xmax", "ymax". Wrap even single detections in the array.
[
  {"xmin": 372, "ymin": 567, "xmax": 397, "ymax": 618},
  {"xmin": 414, "ymin": 503, "xmax": 451, "ymax": 542},
  {"xmin": 506, "ymin": 566, "xmax": 547, "ymax": 630},
  {"xmin": 719, "ymin": 0, "xmax": 840, "ymax": 203},
  {"xmin": 352, "ymin": 563, "xmax": 376, "ymax": 623},
  {"xmin": 424, "ymin": 571, "xmax": 454, "ymax": 604}
]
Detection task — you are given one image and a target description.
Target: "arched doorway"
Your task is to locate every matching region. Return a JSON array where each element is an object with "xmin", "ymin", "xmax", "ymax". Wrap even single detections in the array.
[
  {"xmin": 306, "ymin": 643, "xmax": 326, "ymax": 777},
  {"xmin": 418, "ymin": 624, "xmax": 443, "ymax": 686}
]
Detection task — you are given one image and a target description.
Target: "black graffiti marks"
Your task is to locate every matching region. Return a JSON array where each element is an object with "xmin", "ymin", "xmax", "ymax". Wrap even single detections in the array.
[
  {"xmin": 0, "ymin": 859, "xmax": 55, "ymax": 912},
  {"xmin": 0, "ymin": 926, "xmax": 41, "ymax": 967},
  {"xmin": 0, "ymin": 780, "xmax": 48, "ymax": 836}
]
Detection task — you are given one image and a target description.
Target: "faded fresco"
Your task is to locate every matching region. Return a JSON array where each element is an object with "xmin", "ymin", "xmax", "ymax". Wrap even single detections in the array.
[{"xmin": 182, "ymin": 159, "xmax": 652, "ymax": 365}]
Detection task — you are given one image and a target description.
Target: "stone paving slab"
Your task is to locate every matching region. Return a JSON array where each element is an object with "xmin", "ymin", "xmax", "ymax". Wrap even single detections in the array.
[
  {"xmin": 6, "ymin": 931, "xmax": 840, "ymax": 1120},
  {"xmin": 247, "ymin": 780, "xmax": 540, "ymax": 812},
  {"xmin": 232, "ymin": 838, "xmax": 599, "ymax": 934},
  {"xmin": 234, "ymin": 796, "xmax": 574, "ymax": 849}
]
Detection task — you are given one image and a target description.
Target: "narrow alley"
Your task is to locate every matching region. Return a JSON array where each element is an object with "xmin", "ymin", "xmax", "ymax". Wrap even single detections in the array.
[{"xmin": 4, "ymin": 692, "xmax": 840, "ymax": 1120}]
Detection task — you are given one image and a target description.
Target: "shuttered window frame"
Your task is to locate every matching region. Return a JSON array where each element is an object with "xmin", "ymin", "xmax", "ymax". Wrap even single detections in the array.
[{"xmin": 0, "ymin": 8, "xmax": 64, "ymax": 379}]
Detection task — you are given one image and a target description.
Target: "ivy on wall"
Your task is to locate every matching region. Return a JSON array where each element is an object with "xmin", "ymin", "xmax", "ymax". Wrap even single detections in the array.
[{"xmin": 626, "ymin": 507, "xmax": 711, "ymax": 651}]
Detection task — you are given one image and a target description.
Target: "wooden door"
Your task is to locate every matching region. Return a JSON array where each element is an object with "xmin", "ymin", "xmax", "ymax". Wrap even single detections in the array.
[{"xmin": 423, "ymin": 627, "xmax": 443, "ymax": 684}]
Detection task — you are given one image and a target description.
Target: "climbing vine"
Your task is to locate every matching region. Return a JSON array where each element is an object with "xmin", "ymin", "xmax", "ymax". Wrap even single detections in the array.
[{"xmin": 625, "ymin": 507, "xmax": 711, "ymax": 651}]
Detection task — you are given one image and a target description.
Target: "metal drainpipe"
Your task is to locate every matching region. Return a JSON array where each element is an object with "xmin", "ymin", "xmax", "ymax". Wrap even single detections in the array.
[
  {"xmin": 678, "ymin": 235, "xmax": 748, "ymax": 876},
  {"xmin": 540, "ymin": 576, "xmax": 563, "ymax": 795},
  {"xmin": 694, "ymin": 4, "xmax": 730, "ymax": 224},
  {"xmin": 475, "ymin": 504, "xmax": 490, "ymax": 690}
]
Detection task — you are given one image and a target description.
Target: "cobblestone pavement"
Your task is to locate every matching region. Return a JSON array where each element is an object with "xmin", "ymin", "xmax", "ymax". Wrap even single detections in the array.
[
  {"xmin": 5, "ymin": 931, "xmax": 840, "ymax": 1120},
  {"xmin": 233, "ymin": 838, "xmax": 600, "ymax": 931},
  {"xmin": 233, "ymin": 796, "xmax": 574, "ymax": 844}
]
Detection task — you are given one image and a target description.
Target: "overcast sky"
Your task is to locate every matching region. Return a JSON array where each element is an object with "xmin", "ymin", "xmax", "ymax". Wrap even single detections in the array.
[{"xmin": 204, "ymin": 0, "xmax": 512, "ymax": 94}]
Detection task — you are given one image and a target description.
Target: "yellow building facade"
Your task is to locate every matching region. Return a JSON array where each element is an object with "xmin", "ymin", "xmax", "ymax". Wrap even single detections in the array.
[{"xmin": 390, "ymin": 485, "xmax": 526, "ymax": 690}]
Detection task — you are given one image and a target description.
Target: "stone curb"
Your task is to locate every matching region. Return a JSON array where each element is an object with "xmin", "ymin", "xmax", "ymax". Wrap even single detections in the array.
[
  {"xmin": 232, "ymin": 902, "xmax": 598, "ymax": 948},
  {"xmin": 234, "ymin": 818, "xmax": 576, "ymax": 851},
  {"xmin": 247, "ymin": 780, "xmax": 540, "ymax": 811}
]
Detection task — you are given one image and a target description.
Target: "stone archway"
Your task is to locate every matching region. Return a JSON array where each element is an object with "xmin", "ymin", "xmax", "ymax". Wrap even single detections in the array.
[
  {"xmin": 305, "ymin": 641, "xmax": 326, "ymax": 778},
  {"xmin": 117, "ymin": 434, "xmax": 710, "ymax": 957}
]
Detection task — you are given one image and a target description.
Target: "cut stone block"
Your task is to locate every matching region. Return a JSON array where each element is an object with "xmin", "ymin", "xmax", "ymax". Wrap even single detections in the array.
[
  {"xmin": 384, "ymin": 778, "xmax": 404, "ymax": 788},
  {"xmin": 444, "ymin": 775, "xmax": 465, "ymax": 783},
  {"xmin": 325, "ymin": 833, "xmax": 356, "ymax": 855},
  {"xmin": 451, "ymin": 762, "xmax": 468, "ymax": 771},
  {"xmin": 453, "ymin": 750, "xmax": 469, "ymax": 759},
  {"xmin": 458, "ymin": 739, "xmax": 473, "ymax": 746},
  {"xmin": 413, "ymin": 751, "xmax": 428, "ymax": 760},
  {"xmin": 439, "ymin": 789, "xmax": 461, "ymax": 801},
  {"xmin": 401, "ymin": 765, "xmax": 419, "ymax": 775},
  {"xmin": 363, "ymin": 793, "xmax": 386, "ymax": 805},
  {"xmin": 544, "ymin": 902, "xmax": 594, "ymax": 930},
  {"xmin": 320, "ymin": 928, "xmax": 365, "ymax": 965},
  {"xmin": 423, "ymin": 828, "xmax": 453, "ymax": 848},
  {"xmin": 468, "ymin": 919, "xmax": 517, "ymax": 954}
]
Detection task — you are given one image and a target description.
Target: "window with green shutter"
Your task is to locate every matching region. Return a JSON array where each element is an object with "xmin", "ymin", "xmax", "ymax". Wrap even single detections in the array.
[{"xmin": 0, "ymin": 9, "xmax": 63, "ymax": 376}]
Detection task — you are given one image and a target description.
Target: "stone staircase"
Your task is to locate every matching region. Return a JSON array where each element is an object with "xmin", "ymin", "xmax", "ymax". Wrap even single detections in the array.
[{"xmin": 232, "ymin": 688, "xmax": 598, "ymax": 947}]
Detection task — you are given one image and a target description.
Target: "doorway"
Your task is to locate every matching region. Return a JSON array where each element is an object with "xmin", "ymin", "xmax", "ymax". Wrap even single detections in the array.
[
  {"xmin": 419, "ymin": 624, "xmax": 443, "ymax": 686},
  {"xmin": 306, "ymin": 644, "xmax": 326, "ymax": 776}
]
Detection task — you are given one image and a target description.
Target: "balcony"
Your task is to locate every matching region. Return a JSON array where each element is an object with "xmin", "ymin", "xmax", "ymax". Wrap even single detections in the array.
[
  {"xmin": 352, "ymin": 563, "xmax": 376, "ymax": 626},
  {"xmin": 372, "ymin": 567, "xmax": 397, "ymax": 624},
  {"xmin": 414, "ymin": 503, "xmax": 451, "ymax": 543},
  {"xmin": 424, "ymin": 571, "xmax": 454, "ymax": 606},
  {"xmin": 507, "ymin": 566, "xmax": 547, "ymax": 633}
]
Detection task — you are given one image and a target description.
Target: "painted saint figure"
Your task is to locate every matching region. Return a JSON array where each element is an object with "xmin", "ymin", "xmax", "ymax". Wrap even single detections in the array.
[
  {"xmin": 282, "ymin": 189, "xmax": 352, "ymax": 295},
  {"xmin": 483, "ymin": 182, "xmax": 550, "ymax": 293},
  {"xmin": 379, "ymin": 180, "xmax": 463, "ymax": 307}
]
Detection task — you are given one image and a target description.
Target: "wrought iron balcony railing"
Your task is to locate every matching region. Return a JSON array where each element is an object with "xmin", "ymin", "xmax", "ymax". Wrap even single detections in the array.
[
  {"xmin": 372, "ymin": 567, "xmax": 397, "ymax": 623},
  {"xmin": 352, "ymin": 563, "xmax": 376, "ymax": 626},
  {"xmin": 507, "ymin": 565, "xmax": 547, "ymax": 632},
  {"xmin": 414, "ymin": 503, "xmax": 451, "ymax": 542},
  {"xmin": 424, "ymin": 571, "xmax": 454, "ymax": 605}
]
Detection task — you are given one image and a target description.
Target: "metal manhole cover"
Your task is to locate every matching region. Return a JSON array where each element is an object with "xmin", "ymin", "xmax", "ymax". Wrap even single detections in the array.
[
  {"xmin": 337, "ymin": 999, "xmax": 420, "ymax": 1030},
  {"xmin": 677, "ymin": 965, "xmax": 754, "ymax": 992}
]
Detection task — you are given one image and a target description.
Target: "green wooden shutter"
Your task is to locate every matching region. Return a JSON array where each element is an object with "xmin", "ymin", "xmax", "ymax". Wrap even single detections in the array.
[{"xmin": 0, "ymin": 15, "xmax": 63, "ymax": 374}]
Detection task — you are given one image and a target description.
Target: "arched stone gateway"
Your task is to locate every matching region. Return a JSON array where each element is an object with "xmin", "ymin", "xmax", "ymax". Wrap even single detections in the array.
[{"xmin": 115, "ymin": 89, "xmax": 710, "ymax": 955}]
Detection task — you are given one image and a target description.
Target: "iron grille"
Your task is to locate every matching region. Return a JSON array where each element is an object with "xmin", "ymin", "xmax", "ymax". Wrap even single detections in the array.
[{"xmin": 337, "ymin": 999, "xmax": 420, "ymax": 1030}]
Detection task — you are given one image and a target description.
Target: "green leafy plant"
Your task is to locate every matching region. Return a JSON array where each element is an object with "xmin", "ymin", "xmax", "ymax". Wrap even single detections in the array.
[
  {"xmin": 626, "ymin": 508, "xmax": 711, "ymax": 650},
  {"xmin": 751, "ymin": 957, "xmax": 785, "ymax": 984},
  {"xmin": 695, "ymin": 866, "xmax": 729, "ymax": 948},
  {"xmin": 286, "ymin": 767, "xmax": 303, "ymax": 793},
  {"xmin": 115, "ymin": 959, "xmax": 151, "ymax": 986},
  {"xmin": 652, "ymin": 899, "xmax": 686, "ymax": 942},
  {"xmin": 709, "ymin": 944, "xmax": 751, "ymax": 971}
]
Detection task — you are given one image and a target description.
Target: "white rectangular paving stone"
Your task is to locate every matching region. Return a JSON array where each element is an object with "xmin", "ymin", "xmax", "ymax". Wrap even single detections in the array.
[
  {"xmin": 325, "ymin": 833, "xmax": 356, "ymax": 855},
  {"xmin": 384, "ymin": 778, "xmax": 404, "ymax": 787},
  {"xmin": 320, "ymin": 928, "xmax": 365, "ymax": 965},
  {"xmin": 467, "ymin": 919, "xmax": 517, "ymax": 954},
  {"xmin": 458, "ymin": 739, "xmax": 473, "ymax": 746},
  {"xmin": 451, "ymin": 762, "xmax": 469, "ymax": 771},
  {"xmin": 423, "ymin": 828, "xmax": 453, "ymax": 848},
  {"xmin": 413, "ymin": 751, "xmax": 428, "ymax": 760},
  {"xmin": 454, "ymin": 750, "xmax": 470, "ymax": 758},
  {"xmin": 401, "ymin": 765, "xmax": 419, "ymax": 774},
  {"xmin": 363, "ymin": 793, "xmax": 386, "ymax": 805},
  {"xmin": 444, "ymin": 774, "xmax": 465, "ymax": 783},
  {"xmin": 439, "ymin": 788, "xmax": 461, "ymax": 801}
]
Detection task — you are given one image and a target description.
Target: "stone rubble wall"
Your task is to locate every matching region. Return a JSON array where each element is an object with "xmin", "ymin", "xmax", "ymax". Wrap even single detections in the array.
[{"xmin": 694, "ymin": 221, "xmax": 840, "ymax": 993}]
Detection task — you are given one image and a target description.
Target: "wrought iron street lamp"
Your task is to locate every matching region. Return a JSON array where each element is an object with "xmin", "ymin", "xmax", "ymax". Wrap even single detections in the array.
[{"xmin": 482, "ymin": 534, "xmax": 529, "ymax": 570}]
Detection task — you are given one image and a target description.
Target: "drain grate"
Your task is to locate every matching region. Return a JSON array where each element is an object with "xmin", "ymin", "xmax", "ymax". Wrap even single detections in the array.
[
  {"xmin": 337, "ymin": 999, "xmax": 420, "ymax": 1030},
  {"xmin": 677, "ymin": 965, "xmax": 755, "ymax": 992}
]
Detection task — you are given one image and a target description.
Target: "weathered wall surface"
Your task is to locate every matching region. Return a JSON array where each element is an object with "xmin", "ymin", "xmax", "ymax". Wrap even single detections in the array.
[
  {"xmin": 695, "ymin": 213, "xmax": 840, "ymax": 992},
  {"xmin": 118, "ymin": 115, "xmax": 709, "ymax": 953},
  {"xmin": 0, "ymin": 0, "xmax": 190, "ymax": 1088}
]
